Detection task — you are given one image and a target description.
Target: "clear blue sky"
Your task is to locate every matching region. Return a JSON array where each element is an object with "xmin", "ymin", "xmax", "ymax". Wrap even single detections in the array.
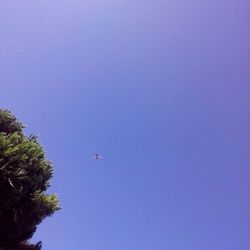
[{"xmin": 0, "ymin": 1, "xmax": 249, "ymax": 249}]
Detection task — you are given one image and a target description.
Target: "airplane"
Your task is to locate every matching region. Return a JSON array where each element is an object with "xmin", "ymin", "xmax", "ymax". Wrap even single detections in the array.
[{"xmin": 93, "ymin": 153, "xmax": 102, "ymax": 160}]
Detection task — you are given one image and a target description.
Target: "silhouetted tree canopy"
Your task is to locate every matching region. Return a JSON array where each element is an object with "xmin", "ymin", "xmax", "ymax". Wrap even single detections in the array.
[{"xmin": 0, "ymin": 109, "xmax": 60, "ymax": 250}]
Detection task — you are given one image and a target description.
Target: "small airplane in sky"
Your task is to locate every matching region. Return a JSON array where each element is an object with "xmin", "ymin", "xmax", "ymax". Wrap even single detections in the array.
[{"xmin": 93, "ymin": 153, "xmax": 102, "ymax": 160}]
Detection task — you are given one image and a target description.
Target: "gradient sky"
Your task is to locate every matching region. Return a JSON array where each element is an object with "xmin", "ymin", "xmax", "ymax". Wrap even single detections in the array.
[{"xmin": 0, "ymin": 1, "xmax": 249, "ymax": 250}]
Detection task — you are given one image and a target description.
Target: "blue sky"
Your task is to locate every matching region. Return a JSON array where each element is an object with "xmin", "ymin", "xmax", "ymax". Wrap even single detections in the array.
[{"xmin": 0, "ymin": 1, "xmax": 249, "ymax": 249}]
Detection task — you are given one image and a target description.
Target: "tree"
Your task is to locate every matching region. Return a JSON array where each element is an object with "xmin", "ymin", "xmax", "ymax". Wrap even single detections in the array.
[{"xmin": 0, "ymin": 109, "xmax": 60, "ymax": 250}]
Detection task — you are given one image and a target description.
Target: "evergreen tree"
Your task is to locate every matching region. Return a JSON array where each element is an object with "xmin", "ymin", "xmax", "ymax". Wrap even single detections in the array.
[{"xmin": 0, "ymin": 109, "xmax": 60, "ymax": 250}]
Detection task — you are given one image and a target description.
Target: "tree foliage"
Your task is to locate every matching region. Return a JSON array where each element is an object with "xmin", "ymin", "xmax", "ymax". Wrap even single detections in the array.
[{"xmin": 0, "ymin": 109, "xmax": 60, "ymax": 250}]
